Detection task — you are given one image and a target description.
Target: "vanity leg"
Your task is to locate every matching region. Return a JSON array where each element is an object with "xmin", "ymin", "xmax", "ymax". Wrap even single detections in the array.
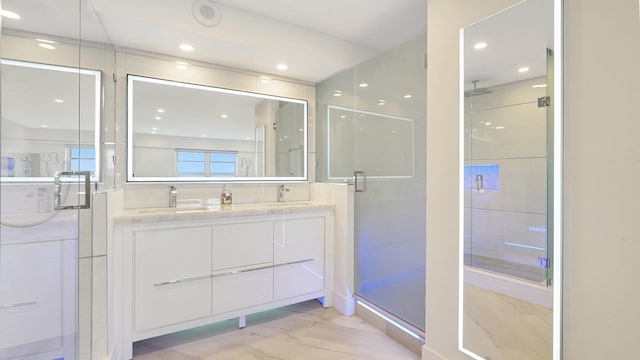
[{"xmin": 238, "ymin": 315, "xmax": 246, "ymax": 329}]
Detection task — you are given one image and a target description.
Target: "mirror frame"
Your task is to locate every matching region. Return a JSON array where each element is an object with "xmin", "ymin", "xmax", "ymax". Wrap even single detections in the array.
[
  {"xmin": 126, "ymin": 75, "xmax": 309, "ymax": 183},
  {"xmin": 457, "ymin": 0, "xmax": 563, "ymax": 359},
  {"xmin": 0, "ymin": 59, "xmax": 102, "ymax": 183}
]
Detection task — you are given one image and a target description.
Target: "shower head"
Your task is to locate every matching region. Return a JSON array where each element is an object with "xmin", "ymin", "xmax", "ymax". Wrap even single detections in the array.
[{"xmin": 464, "ymin": 80, "xmax": 492, "ymax": 97}]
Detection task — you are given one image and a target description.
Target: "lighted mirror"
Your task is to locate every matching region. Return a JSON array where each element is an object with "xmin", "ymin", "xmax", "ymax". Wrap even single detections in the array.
[
  {"xmin": 459, "ymin": 0, "xmax": 562, "ymax": 359},
  {"xmin": 1, "ymin": 59, "xmax": 101, "ymax": 181},
  {"xmin": 127, "ymin": 75, "xmax": 307, "ymax": 182}
]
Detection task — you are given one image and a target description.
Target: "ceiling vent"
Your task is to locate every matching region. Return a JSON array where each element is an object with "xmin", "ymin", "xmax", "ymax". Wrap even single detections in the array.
[{"xmin": 192, "ymin": 0, "xmax": 221, "ymax": 27}]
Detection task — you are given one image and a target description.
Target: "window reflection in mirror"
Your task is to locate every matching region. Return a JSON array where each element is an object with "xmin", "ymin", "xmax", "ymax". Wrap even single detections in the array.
[
  {"xmin": 0, "ymin": 60, "xmax": 101, "ymax": 181},
  {"xmin": 126, "ymin": 75, "xmax": 307, "ymax": 182}
]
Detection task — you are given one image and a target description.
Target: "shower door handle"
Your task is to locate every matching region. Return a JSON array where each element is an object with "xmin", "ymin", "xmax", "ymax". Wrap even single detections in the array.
[
  {"xmin": 354, "ymin": 171, "xmax": 367, "ymax": 192},
  {"xmin": 475, "ymin": 174, "xmax": 484, "ymax": 192},
  {"xmin": 54, "ymin": 171, "xmax": 91, "ymax": 210}
]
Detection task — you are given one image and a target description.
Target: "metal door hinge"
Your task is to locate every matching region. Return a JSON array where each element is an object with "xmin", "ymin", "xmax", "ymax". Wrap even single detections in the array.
[
  {"xmin": 538, "ymin": 96, "xmax": 551, "ymax": 107},
  {"xmin": 113, "ymin": 73, "xmax": 117, "ymax": 83}
]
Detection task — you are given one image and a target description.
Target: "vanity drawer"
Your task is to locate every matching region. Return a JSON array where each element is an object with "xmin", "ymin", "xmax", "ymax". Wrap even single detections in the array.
[
  {"xmin": 212, "ymin": 221, "xmax": 273, "ymax": 270},
  {"xmin": 133, "ymin": 227, "xmax": 212, "ymax": 332},
  {"xmin": 212, "ymin": 266, "xmax": 273, "ymax": 314}
]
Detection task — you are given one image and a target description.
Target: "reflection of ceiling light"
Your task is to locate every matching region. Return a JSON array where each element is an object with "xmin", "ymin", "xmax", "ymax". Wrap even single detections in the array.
[
  {"xmin": 179, "ymin": 44, "xmax": 194, "ymax": 51},
  {"xmin": 155, "ymin": 116, "xmax": 162, "ymax": 120},
  {"xmin": 404, "ymin": 94, "xmax": 413, "ymax": 99},
  {"xmin": 151, "ymin": 131, "xmax": 157, "ymax": 134},
  {"xmin": 176, "ymin": 61, "xmax": 188, "ymax": 70},
  {"xmin": 333, "ymin": 93, "xmax": 342, "ymax": 97},
  {"xmin": 276, "ymin": 63, "xmax": 288, "ymax": 71},
  {"xmin": 392, "ymin": 130, "xmax": 397, "ymax": 134},
  {"xmin": 152, "ymin": 127, "xmax": 158, "ymax": 130},
  {"xmin": 221, "ymin": 114, "xmax": 228, "ymax": 118},
  {"xmin": 38, "ymin": 43, "xmax": 56, "ymax": 50},
  {"xmin": 1, "ymin": 10, "xmax": 20, "ymax": 19},
  {"xmin": 474, "ymin": 42, "xmax": 487, "ymax": 50},
  {"xmin": 157, "ymin": 108, "xmax": 165, "ymax": 113},
  {"xmin": 245, "ymin": 137, "xmax": 251, "ymax": 140},
  {"xmin": 201, "ymin": 134, "xmax": 207, "ymax": 137},
  {"xmin": 359, "ymin": 83, "xmax": 368, "ymax": 88},
  {"xmin": 53, "ymin": 99, "xmax": 64, "ymax": 103},
  {"xmin": 532, "ymin": 84, "xmax": 548, "ymax": 88},
  {"xmin": 40, "ymin": 124, "xmax": 48, "ymax": 128},
  {"xmin": 518, "ymin": 67, "xmax": 530, "ymax": 73},
  {"xmin": 485, "ymin": 122, "xmax": 492, "ymax": 125},
  {"xmin": 260, "ymin": 76, "xmax": 271, "ymax": 84},
  {"xmin": 359, "ymin": 128, "xmax": 364, "ymax": 131},
  {"xmin": 340, "ymin": 115, "xmax": 346, "ymax": 118},
  {"xmin": 378, "ymin": 102, "xmax": 385, "ymax": 106},
  {"xmin": 36, "ymin": 39, "xmax": 56, "ymax": 44},
  {"xmin": 283, "ymin": 136, "xmax": 288, "ymax": 139},
  {"xmin": 496, "ymin": 126, "xmax": 505, "ymax": 129},
  {"xmin": 298, "ymin": 128, "xmax": 303, "ymax": 132}
]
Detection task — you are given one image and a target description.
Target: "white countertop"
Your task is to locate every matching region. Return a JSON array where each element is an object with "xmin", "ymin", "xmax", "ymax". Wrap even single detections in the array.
[{"xmin": 115, "ymin": 201, "xmax": 335, "ymax": 224}]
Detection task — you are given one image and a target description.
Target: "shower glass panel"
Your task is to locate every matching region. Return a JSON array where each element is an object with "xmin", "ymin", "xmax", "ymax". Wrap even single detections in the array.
[
  {"xmin": 319, "ymin": 33, "xmax": 427, "ymax": 331},
  {"xmin": 464, "ymin": 74, "xmax": 552, "ymax": 284}
]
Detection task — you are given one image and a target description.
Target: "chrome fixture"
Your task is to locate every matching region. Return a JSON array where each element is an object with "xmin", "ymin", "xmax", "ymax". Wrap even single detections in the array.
[
  {"xmin": 278, "ymin": 184, "xmax": 289, "ymax": 202},
  {"xmin": 169, "ymin": 186, "xmax": 177, "ymax": 207}
]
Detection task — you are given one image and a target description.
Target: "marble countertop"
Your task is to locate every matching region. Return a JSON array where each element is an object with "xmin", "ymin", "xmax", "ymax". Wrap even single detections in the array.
[{"xmin": 115, "ymin": 201, "xmax": 335, "ymax": 224}]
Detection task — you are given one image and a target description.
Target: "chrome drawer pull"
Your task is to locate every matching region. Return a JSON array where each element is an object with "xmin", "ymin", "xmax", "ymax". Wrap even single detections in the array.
[
  {"xmin": 0, "ymin": 300, "xmax": 37, "ymax": 309},
  {"xmin": 153, "ymin": 274, "xmax": 211, "ymax": 287},
  {"xmin": 212, "ymin": 264, "xmax": 274, "ymax": 278},
  {"xmin": 274, "ymin": 258, "xmax": 314, "ymax": 268}
]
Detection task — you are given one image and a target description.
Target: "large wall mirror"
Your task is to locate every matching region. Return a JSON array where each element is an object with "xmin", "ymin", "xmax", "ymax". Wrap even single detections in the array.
[
  {"xmin": 459, "ymin": 0, "xmax": 562, "ymax": 359},
  {"xmin": 1, "ymin": 59, "xmax": 101, "ymax": 182},
  {"xmin": 127, "ymin": 75, "xmax": 308, "ymax": 182}
]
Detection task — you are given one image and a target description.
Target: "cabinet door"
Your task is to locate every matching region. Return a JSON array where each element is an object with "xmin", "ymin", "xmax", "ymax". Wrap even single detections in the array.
[
  {"xmin": 211, "ymin": 221, "xmax": 274, "ymax": 313},
  {"xmin": 0, "ymin": 241, "xmax": 68, "ymax": 357},
  {"xmin": 273, "ymin": 217, "xmax": 325, "ymax": 300},
  {"xmin": 134, "ymin": 227, "xmax": 212, "ymax": 332}
]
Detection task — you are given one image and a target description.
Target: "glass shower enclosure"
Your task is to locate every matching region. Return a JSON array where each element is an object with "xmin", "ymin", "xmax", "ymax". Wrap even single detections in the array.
[{"xmin": 318, "ymin": 33, "xmax": 427, "ymax": 332}]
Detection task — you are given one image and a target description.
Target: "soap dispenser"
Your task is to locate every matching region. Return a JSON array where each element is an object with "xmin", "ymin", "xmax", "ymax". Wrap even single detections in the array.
[{"xmin": 220, "ymin": 185, "xmax": 232, "ymax": 205}]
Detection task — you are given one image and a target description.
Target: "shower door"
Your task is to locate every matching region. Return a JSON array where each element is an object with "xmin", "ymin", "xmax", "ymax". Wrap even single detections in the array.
[
  {"xmin": 321, "ymin": 33, "xmax": 426, "ymax": 332},
  {"xmin": 0, "ymin": 1, "xmax": 99, "ymax": 358}
]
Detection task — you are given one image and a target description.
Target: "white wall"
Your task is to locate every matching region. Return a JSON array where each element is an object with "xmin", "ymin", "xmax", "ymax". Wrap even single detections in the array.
[{"xmin": 425, "ymin": 0, "xmax": 640, "ymax": 359}]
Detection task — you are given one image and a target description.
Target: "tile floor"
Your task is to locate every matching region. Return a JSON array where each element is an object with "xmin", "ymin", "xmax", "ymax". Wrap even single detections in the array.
[{"xmin": 133, "ymin": 300, "xmax": 420, "ymax": 360}]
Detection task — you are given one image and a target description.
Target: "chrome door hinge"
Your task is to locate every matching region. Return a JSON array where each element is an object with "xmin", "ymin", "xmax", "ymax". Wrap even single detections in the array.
[{"xmin": 538, "ymin": 96, "xmax": 551, "ymax": 107}]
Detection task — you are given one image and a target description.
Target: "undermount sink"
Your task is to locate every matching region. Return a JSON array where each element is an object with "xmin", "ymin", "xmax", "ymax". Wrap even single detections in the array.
[{"xmin": 136, "ymin": 206, "xmax": 213, "ymax": 214}]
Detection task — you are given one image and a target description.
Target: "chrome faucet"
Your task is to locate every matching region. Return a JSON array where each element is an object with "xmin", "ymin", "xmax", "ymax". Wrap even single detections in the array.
[
  {"xmin": 169, "ymin": 186, "xmax": 177, "ymax": 207},
  {"xmin": 278, "ymin": 184, "xmax": 289, "ymax": 202}
]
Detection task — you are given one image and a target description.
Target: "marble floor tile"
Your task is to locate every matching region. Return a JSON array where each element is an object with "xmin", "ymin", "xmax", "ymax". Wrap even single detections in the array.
[
  {"xmin": 134, "ymin": 300, "xmax": 419, "ymax": 360},
  {"xmin": 463, "ymin": 285, "xmax": 553, "ymax": 360}
]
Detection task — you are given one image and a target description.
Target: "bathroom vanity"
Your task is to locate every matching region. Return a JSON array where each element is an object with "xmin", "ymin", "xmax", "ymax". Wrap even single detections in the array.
[{"xmin": 113, "ymin": 202, "xmax": 334, "ymax": 360}]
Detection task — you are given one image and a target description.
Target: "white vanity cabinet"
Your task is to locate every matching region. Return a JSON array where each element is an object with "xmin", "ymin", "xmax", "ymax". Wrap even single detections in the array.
[
  {"xmin": 273, "ymin": 217, "xmax": 325, "ymax": 300},
  {"xmin": 211, "ymin": 221, "xmax": 274, "ymax": 314},
  {"xmin": 116, "ymin": 205, "xmax": 334, "ymax": 360},
  {"xmin": 133, "ymin": 226, "xmax": 212, "ymax": 332}
]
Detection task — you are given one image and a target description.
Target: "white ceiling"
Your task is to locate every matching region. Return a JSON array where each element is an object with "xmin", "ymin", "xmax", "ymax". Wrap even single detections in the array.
[{"xmin": 2, "ymin": 0, "xmax": 427, "ymax": 83}]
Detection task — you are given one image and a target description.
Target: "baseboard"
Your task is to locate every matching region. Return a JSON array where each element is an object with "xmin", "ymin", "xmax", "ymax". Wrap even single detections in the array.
[
  {"xmin": 464, "ymin": 266, "xmax": 553, "ymax": 308},
  {"xmin": 332, "ymin": 290, "xmax": 355, "ymax": 316}
]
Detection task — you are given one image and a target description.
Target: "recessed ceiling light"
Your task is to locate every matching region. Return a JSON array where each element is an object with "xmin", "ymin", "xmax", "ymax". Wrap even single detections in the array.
[
  {"xmin": 359, "ymin": 83, "xmax": 368, "ymax": 88},
  {"xmin": 221, "ymin": 114, "xmax": 228, "ymax": 118},
  {"xmin": 201, "ymin": 134, "xmax": 207, "ymax": 137},
  {"xmin": 245, "ymin": 137, "xmax": 251, "ymax": 140},
  {"xmin": 340, "ymin": 115, "xmax": 346, "ymax": 119},
  {"xmin": 474, "ymin": 42, "xmax": 487, "ymax": 50},
  {"xmin": 1, "ymin": 10, "xmax": 20, "ymax": 19},
  {"xmin": 53, "ymin": 99, "xmax": 64, "ymax": 103},
  {"xmin": 404, "ymin": 94, "xmax": 413, "ymax": 99},
  {"xmin": 276, "ymin": 63, "xmax": 288, "ymax": 71},
  {"xmin": 157, "ymin": 108, "xmax": 165, "ymax": 113},
  {"xmin": 333, "ymin": 93, "xmax": 342, "ymax": 97},
  {"xmin": 485, "ymin": 122, "xmax": 492, "ymax": 125},
  {"xmin": 532, "ymin": 84, "xmax": 548, "ymax": 88},
  {"xmin": 359, "ymin": 128, "xmax": 365, "ymax": 131},
  {"xmin": 518, "ymin": 67, "xmax": 530, "ymax": 73},
  {"xmin": 38, "ymin": 43, "xmax": 56, "ymax": 50},
  {"xmin": 151, "ymin": 131, "xmax": 157, "ymax": 134},
  {"xmin": 260, "ymin": 76, "xmax": 271, "ymax": 84},
  {"xmin": 40, "ymin": 124, "xmax": 48, "ymax": 128},
  {"xmin": 179, "ymin": 43, "xmax": 194, "ymax": 52},
  {"xmin": 392, "ymin": 130, "xmax": 397, "ymax": 134},
  {"xmin": 298, "ymin": 128, "xmax": 303, "ymax": 132},
  {"xmin": 152, "ymin": 127, "xmax": 158, "ymax": 131},
  {"xmin": 283, "ymin": 136, "xmax": 288, "ymax": 139},
  {"xmin": 155, "ymin": 116, "xmax": 162, "ymax": 120},
  {"xmin": 378, "ymin": 102, "xmax": 385, "ymax": 106},
  {"xmin": 36, "ymin": 39, "xmax": 56, "ymax": 44}
]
